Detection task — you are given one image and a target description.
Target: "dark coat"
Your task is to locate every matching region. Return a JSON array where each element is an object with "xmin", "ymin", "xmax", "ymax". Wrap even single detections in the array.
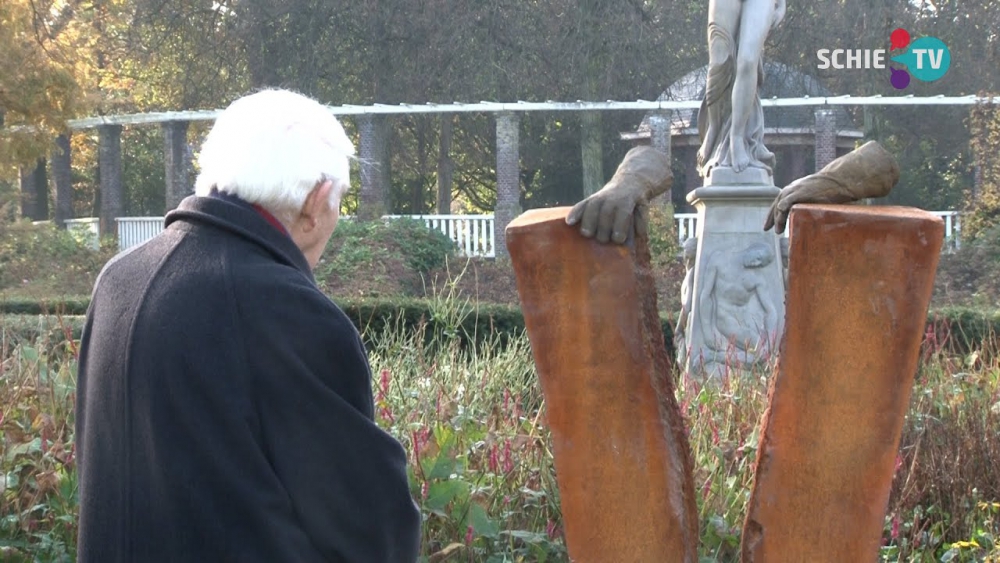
[{"xmin": 75, "ymin": 194, "xmax": 421, "ymax": 563}]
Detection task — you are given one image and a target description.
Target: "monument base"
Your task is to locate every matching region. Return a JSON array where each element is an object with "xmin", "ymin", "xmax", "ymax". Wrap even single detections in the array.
[{"xmin": 680, "ymin": 170, "xmax": 786, "ymax": 381}]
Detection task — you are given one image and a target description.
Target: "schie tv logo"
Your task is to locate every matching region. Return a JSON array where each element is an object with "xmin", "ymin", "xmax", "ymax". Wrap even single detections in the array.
[{"xmin": 816, "ymin": 28, "xmax": 951, "ymax": 90}]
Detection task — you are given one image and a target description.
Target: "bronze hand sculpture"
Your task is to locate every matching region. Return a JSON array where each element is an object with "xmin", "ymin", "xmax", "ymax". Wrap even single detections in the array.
[
  {"xmin": 565, "ymin": 146, "xmax": 673, "ymax": 244},
  {"xmin": 567, "ymin": 141, "xmax": 899, "ymax": 243},
  {"xmin": 764, "ymin": 140, "xmax": 901, "ymax": 234}
]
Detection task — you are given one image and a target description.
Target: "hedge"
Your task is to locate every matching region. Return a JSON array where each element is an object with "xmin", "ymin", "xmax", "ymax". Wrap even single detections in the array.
[
  {"xmin": 0, "ymin": 295, "xmax": 679, "ymax": 358},
  {"xmin": 3, "ymin": 296, "xmax": 999, "ymax": 360},
  {"xmin": 0, "ymin": 296, "xmax": 91, "ymax": 316}
]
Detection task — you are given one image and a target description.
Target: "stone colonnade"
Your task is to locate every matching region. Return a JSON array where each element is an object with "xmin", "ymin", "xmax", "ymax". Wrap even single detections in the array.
[
  {"xmin": 19, "ymin": 108, "xmax": 847, "ymax": 249},
  {"xmin": 22, "ymin": 113, "xmax": 522, "ymax": 253}
]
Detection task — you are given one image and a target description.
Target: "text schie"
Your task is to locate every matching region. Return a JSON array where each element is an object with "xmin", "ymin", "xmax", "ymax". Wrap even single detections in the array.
[
  {"xmin": 816, "ymin": 48, "xmax": 948, "ymax": 71},
  {"xmin": 816, "ymin": 49, "xmax": 887, "ymax": 70}
]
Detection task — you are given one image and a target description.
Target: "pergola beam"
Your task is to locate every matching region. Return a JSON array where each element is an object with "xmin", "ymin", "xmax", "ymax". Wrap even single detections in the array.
[{"xmin": 60, "ymin": 95, "xmax": 994, "ymax": 131}]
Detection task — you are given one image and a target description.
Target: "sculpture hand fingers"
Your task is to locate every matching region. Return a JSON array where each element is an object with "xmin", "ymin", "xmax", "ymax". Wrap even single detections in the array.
[
  {"xmin": 579, "ymin": 198, "xmax": 604, "ymax": 239},
  {"xmin": 763, "ymin": 201, "xmax": 778, "ymax": 232},
  {"xmin": 595, "ymin": 197, "xmax": 618, "ymax": 244},
  {"xmin": 566, "ymin": 199, "xmax": 587, "ymax": 227},
  {"xmin": 771, "ymin": 206, "xmax": 790, "ymax": 235},
  {"xmin": 771, "ymin": 192, "xmax": 796, "ymax": 234},
  {"xmin": 610, "ymin": 204, "xmax": 633, "ymax": 244}
]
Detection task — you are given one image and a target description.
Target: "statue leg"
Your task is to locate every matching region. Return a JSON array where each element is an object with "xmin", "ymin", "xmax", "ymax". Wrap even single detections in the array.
[
  {"xmin": 751, "ymin": 60, "xmax": 775, "ymax": 164},
  {"xmin": 697, "ymin": 0, "xmax": 741, "ymax": 170},
  {"xmin": 729, "ymin": 0, "xmax": 774, "ymax": 172}
]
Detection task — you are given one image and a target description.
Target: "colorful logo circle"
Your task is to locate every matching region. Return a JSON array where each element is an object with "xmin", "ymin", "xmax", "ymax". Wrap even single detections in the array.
[{"xmin": 888, "ymin": 28, "xmax": 951, "ymax": 90}]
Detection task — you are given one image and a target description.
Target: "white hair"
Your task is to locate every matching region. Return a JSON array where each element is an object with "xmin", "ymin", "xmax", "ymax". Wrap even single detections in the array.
[{"xmin": 194, "ymin": 88, "xmax": 355, "ymax": 224}]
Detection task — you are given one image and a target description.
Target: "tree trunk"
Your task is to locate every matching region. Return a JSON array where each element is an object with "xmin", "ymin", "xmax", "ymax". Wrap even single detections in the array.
[{"xmin": 437, "ymin": 114, "xmax": 454, "ymax": 214}]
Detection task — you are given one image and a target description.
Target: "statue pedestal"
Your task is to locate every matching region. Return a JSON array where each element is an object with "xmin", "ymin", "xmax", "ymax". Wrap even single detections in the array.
[{"xmin": 681, "ymin": 168, "xmax": 786, "ymax": 380}]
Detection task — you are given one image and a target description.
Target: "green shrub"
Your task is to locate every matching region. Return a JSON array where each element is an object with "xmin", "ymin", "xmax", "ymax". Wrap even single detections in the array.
[
  {"xmin": 320, "ymin": 217, "xmax": 457, "ymax": 280},
  {"xmin": 384, "ymin": 218, "xmax": 458, "ymax": 274},
  {"xmin": 0, "ymin": 215, "xmax": 113, "ymax": 298},
  {"xmin": 647, "ymin": 204, "xmax": 682, "ymax": 268}
]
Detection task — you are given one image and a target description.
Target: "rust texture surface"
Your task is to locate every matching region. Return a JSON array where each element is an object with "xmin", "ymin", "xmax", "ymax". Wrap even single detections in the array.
[
  {"xmin": 506, "ymin": 207, "xmax": 699, "ymax": 563},
  {"xmin": 742, "ymin": 204, "xmax": 944, "ymax": 562}
]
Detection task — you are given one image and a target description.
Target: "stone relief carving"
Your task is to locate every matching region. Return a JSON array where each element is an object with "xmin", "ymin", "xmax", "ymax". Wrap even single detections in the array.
[
  {"xmin": 692, "ymin": 241, "xmax": 780, "ymax": 374},
  {"xmin": 674, "ymin": 237, "xmax": 699, "ymax": 368}
]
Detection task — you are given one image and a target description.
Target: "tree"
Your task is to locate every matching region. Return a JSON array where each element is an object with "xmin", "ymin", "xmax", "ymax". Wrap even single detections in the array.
[
  {"xmin": 965, "ymin": 98, "xmax": 1000, "ymax": 240},
  {"xmin": 0, "ymin": 0, "xmax": 86, "ymax": 172}
]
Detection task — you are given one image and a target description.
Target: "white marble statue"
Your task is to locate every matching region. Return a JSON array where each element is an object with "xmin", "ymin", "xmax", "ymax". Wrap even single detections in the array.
[{"xmin": 697, "ymin": 0, "xmax": 786, "ymax": 177}]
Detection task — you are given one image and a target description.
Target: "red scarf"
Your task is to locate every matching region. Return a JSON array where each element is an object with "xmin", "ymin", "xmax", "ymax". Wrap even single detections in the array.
[
  {"xmin": 251, "ymin": 203, "xmax": 291, "ymax": 238},
  {"xmin": 208, "ymin": 188, "xmax": 290, "ymax": 238}
]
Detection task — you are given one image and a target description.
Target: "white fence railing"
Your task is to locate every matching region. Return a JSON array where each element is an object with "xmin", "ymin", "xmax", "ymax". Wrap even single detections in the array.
[
  {"xmin": 109, "ymin": 214, "xmax": 499, "ymax": 258},
  {"xmin": 74, "ymin": 209, "xmax": 962, "ymax": 256},
  {"xmin": 381, "ymin": 214, "xmax": 496, "ymax": 258},
  {"xmin": 116, "ymin": 217, "xmax": 167, "ymax": 252},
  {"xmin": 930, "ymin": 210, "xmax": 962, "ymax": 251},
  {"xmin": 675, "ymin": 213, "xmax": 698, "ymax": 242},
  {"xmin": 675, "ymin": 212, "xmax": 792, "ymax": 239}
]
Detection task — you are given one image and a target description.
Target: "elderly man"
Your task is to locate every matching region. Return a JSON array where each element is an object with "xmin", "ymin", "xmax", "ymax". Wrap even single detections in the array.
[{"xmin": 75, "ymin": 89, "xmax": 421, "ymax": 562}]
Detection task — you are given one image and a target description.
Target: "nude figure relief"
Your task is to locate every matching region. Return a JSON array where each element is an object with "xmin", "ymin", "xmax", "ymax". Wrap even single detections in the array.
[
  {"xmin": 692, "ymin": 241, "xmax": 780, "ymax": 374},
  {"xmin": 674, "ymin": 237, "xmax": 699, "ymax": 368}
]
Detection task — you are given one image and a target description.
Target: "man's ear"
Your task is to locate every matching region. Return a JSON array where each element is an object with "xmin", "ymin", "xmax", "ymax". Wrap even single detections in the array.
[{"xmin": 300, "ymin": 180, "xmax": 333, "ymax": 230}]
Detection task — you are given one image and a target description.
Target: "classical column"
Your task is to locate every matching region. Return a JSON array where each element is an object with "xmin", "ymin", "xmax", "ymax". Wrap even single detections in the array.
[
  {"xmin": 580, "ymin": 111, "xmax": 603, "ymax": 197},
  {"xmin": 34, "ymin": 158, "xmax": 50, "ymax": 221},
  {"xmin": 358, "ymin": 114, "xmax": 388, "ymax": 219},
  {"xmin": 494, "ymin": 112, "xmax": 521, "ymax": 260},
  {"xmin": 814, "ymin": 109, "xmax": 837, "ymax": 172},
  {"xmin": 99, "ymin": 124, "xmax": 124, "ymax": 238},
  {"xmin": 20, "ymin": 158, "xmax": 49, "ymax": 221},
  {"xmin": 163, "ymin": 120, "xmax": 191, "ymax": 211},
  {"xmin": 52, "ymin": 134, "xmax": 74, "ymax": 227},
  {"xmin": 647, "ymin": 113, "xmax": 674, "ymax": 208},
  {"xmin": 19, "ymin": 165, "xmax": 35, "ymax": 220}
]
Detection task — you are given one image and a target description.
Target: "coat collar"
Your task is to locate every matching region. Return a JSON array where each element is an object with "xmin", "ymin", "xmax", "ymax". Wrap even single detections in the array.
[{"xmin": 165, "ymin": 195, "xmax": 315, "ymax": 282}]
